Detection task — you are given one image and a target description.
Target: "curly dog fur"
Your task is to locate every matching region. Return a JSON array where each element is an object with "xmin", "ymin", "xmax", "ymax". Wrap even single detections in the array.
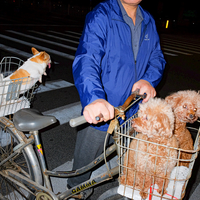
[
  {"xmin": 120, "ymin": 98, "xmax": 179, "ymax": 199},
  {"xmin": 165, "ymin": 90, "xmax": 200, "ymax": 167}
]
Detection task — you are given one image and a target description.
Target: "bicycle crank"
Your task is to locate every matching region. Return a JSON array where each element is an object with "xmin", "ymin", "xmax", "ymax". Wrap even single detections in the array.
[{"xmin": 36, "ymin": 192, "xmax": 53, "ymax": 200}]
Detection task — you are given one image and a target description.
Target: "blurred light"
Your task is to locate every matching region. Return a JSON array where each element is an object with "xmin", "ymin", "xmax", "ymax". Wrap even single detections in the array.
[{"xmin": 166, "ymin": 20, "xmax": 169, "ymax": 29}]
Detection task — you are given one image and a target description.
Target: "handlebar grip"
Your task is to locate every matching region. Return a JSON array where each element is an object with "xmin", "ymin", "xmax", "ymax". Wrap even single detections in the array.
[{"xmin": 69, "ymin": 116, "xmax": 87, "ymax": 127}]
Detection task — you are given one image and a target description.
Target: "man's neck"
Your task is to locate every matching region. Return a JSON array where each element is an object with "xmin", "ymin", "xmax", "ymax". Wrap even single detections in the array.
[{"xmin": 121, "ymin": 2, "xmax": 138, "ymax": 25}]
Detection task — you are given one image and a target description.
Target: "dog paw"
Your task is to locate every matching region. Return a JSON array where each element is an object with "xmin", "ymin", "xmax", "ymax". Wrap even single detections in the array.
[
  {"xmin": 157, "ymin": 188, "xmax": 167, "ymax": 196},
  {"xmin": 140, "ymin": 191, "xmax": 148, "ymax": 199}
]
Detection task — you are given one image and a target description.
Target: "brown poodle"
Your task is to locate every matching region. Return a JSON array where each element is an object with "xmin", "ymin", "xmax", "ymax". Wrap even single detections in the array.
[
  {"xmin": 165, "ymin": 90, "xmax": 200, "ymax": 167},
  {"xmin": 120, "ymin": 98, "xmax": 179, "ymax": 199}
]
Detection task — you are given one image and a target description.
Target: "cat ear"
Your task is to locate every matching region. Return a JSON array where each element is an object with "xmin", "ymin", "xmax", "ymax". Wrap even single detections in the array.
[{"xmin": 31, "ymin": 47, "xmax": 39, "ymax": 55}]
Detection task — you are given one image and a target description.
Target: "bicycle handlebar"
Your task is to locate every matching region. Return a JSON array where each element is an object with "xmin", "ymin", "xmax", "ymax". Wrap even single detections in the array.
[
  {"xmin": 69, "ymin": 89, "xmax": 146, "ymax": 128},
  {"xmin": 69, "ymin": 115, "xmax": 87, "ymax": 127}
]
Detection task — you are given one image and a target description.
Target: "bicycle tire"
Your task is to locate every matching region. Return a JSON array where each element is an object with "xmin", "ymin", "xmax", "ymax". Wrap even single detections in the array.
[
  {"xmin": 97, "ymin": 187, "xmax": 131, "ymax": 200},
  {"xmin": 0, "ymin": 117, "xmax": 42, "ymax": 200}
]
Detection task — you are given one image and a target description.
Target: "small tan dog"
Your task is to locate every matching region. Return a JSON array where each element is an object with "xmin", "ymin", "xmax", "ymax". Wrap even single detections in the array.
[
  {"xmin": 165, "ymin": 90, "xmax": 200, "ymax": 167},
  {"xmin": 0, "ymin": 47, "xmax": 51, "ymax": 104},
  {"xmin": 120, "ymin": 98, "xmax": 179, "ymax": 199},
  {"xmin": 3, "ymin": 47, "xmax": 51, "ymax": 84}
]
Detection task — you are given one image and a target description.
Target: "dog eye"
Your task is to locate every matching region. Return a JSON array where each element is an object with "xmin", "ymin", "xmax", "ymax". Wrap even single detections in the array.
[
  {"xmin": 194, "ymin": 108, "xmax": 197, "ymax": 112},
  {"xmin": 183, "ymin": 105, "xmax": 187, "ymax": 109}
]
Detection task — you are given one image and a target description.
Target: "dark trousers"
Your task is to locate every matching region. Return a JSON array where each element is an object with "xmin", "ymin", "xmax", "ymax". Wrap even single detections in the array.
[{"xmin": 68, "ymin": 125, "xmax": 114, "ymax": 187}]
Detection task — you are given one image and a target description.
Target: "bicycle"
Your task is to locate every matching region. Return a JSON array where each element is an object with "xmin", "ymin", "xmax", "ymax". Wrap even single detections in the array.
[{"xmin": 0, "ymin": 57, "xmax": 200, "ymax": 200}]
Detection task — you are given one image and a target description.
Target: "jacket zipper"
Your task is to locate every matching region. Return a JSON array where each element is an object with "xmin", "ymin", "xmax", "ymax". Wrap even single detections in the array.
[{"xmin": 134, "ymin": 24, "xmax": 147, "ymax": 66}]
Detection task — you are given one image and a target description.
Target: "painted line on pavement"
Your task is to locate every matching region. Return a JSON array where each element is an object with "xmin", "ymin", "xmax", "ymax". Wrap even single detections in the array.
[
  {"xmin": 29, "ymin": 30, "xmax": 79, "ymax": 45},
  {"xmin": 48, "ymin": 31, "xmax": 80, "ymax": 40},
  {"xmin": 34, "ymin": 79, "xmax": 74, "ymax": 94},
  {"xmin": 162, "ymin": 48, "xmax": 192, "ymax": 55},
  {"xmin": 0, "ymin": 34, "xmax": 75, "ymax": 60},
  {"xmin": 65, "ymin": 31, "xmax": 82, "ymax": 36},
  {"xmin": 0, "ymin": 44, "xmax": 32, "ymax": 58},
  {"xmin": 161, "ymin": 38, "xmax": 200, "ymax": 50},
  {"xmin": 163, "ymin": 52, "xmax": 178, "ymax": 56},
  {"xmin": 6, "ymin": 30, "xmax": 77, "ymax": 51}
]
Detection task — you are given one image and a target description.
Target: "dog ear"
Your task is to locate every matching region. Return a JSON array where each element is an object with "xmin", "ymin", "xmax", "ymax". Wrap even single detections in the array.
[
  {"xmin": 39, "ymin": 52, "xmax": 49, "ymax": 61},
  {"xmin": 197, "ymin": 92, "xmax": 200, "ymax": 117},
  {"xmin": 31, "ymin": 47, "xmax": 39, "ymax": 55},
  {"xmin": 165, "ymin": 94, "xmax": 181, "ymax": 109},
  {"xmin": 153, "ymin": 113, "xmax": 173, "ymax": 138}
]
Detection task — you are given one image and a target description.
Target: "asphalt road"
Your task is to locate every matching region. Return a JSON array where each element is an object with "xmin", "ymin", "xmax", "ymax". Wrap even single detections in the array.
[{"xmin": 0, "ymin": 8, "xmax": 200, "ymax": 200}]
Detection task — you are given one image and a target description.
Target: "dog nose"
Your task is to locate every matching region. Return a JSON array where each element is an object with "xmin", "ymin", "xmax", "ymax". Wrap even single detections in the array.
[{"xmin": 189, "ymin": 114, "xmax": 194, "ymax": 119}]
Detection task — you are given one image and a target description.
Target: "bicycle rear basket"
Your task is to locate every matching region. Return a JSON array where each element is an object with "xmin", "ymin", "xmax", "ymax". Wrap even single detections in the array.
[
  {"xmin": 116, "ymin": 114, "xmax": 200, "ymax": 200},
  {"xmin": 0, "ymin": 57, "xmax": 38, "ymax": 117}
]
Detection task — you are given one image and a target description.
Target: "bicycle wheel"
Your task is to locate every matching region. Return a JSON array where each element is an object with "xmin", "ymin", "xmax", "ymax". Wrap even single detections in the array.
[
  {"xmin": 0, "ymin": 117, "xmax": 42, "ymax": 200},
  {"xmin": 97, "ymin": 187, "xmax": 131, "ymax": 200}
]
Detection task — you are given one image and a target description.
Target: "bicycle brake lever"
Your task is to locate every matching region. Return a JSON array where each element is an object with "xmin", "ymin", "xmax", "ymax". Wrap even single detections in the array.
[{"xmin": 131, "ymin": 89, "xmax": 147, "ymax": 99}]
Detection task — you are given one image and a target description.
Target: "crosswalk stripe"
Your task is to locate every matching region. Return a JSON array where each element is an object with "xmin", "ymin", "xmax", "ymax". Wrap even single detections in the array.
[
  {"xmin": 28, "ymin": 30, "xmax": 79, "ymax": 45},
  {"xmin": 0, "ymin": 43, "xmax": 32, "ymax": 58},
  {"xmin": 6, "ymin": 30, "xmax": 77, "ymax": 51},
  {"xmin": 48, "ymin": 31, "xmax": 80, "ymax": 40},
  {"xmin": 162, "ymin": 47, "xmax": 192, "ymax": 55},
  {"xmin": 65, "ymin": 31, "xmax": 82, "ymax": 36},
  {"xmin": 162, "ymin": 45, "xmax": 200, "ymax": 55},
  {"xmin": 1, "ymin": 29, "xmax": 199, "ymax": 59},
  {"xmin": 163, "ymin": 52, "xmax": 178, "ymax": 56},
  {"xmin": 161, "ymin": 38, "xmax": 200, "ymax": 50},
  {"xmin": 0, "ymin": 34, "xmax": 75, "ymax": 60},
  {"xmin": 35, "ymin": 80, "xmax": 74, "ymax": 94}
]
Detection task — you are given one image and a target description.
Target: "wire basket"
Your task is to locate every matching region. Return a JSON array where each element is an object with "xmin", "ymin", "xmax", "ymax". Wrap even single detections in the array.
[
  {"xmin": 0, "ymin": 57, "xmax": 38, "ymax": 117},
  {"xmin": 116, "ymin": 114, "xmax": 200, "ymax": 200}
]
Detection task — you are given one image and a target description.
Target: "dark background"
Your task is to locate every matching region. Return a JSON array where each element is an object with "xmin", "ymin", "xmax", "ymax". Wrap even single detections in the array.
[{"xmin": 0, "ymin": 0, "xmax": 200, "ymax": 33}]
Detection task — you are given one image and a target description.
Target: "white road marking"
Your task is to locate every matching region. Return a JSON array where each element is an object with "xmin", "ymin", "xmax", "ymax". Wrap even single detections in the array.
[
  {"xmin": 0, "ymin": 44, "xmax": 32, "ymax": 58},
  {"xmin": 0, "ymin": 34, "xmax": 75, "ymax": 60},
  {"xmin": 48, "ymin": 31, "xmax": 80, "ymax": 40},
  {"xmin": 28, "ymin": 30, "xmax": 79, "ymax": 45},
  {"xmin": 163, "ymin": 52, "xmax": 178, "ymax": 56},
  {"xmin": 34, "ymin": 80, "xmax": 74, "ymax": 94},
  {"xmin": 6, "ymin": 30, "xmax": 77, "ymax": 51},
  {"xmin": 162, "ymin": 48, "xmax": 192, "ymax": 55},
  {"xmin": 161, "ymin": 38, "xmax": 200, "ymax": 50},
  {"xmin": 65, "ymin": 31, "xmax": 82, "ymax": 36}
]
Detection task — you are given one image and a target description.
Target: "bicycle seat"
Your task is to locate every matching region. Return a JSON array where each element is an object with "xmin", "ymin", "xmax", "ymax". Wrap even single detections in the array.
[{"xmin": 13, "ymin": 108, "xmax": 57, "ymax": 132}]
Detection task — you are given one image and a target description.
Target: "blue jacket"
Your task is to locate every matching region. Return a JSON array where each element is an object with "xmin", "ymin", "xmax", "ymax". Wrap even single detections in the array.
[{"xmin": 72, "ymin": 0, "xmax": 166, "ymax": 131}]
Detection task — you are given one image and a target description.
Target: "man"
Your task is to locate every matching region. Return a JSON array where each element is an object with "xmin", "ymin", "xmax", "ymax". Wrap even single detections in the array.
[{"xmin": 68, "ymin": 0, "xmax": 166, "ymax": 199}]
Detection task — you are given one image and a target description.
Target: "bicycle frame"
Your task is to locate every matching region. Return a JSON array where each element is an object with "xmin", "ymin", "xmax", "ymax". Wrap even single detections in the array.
[
  {"xmin": 0, "ymin": 92, "xmax": 145, "ymax": 200},
  {"xmin": 1, "ymin": 128, "xmax": 119, "ymax": 200}
]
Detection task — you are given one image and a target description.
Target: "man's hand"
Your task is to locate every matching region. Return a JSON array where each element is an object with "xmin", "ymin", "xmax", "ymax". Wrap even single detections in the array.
[
  {"xmin": 132, "ymin": 79, "xmax": 156, "ymax": 103},
  {"xmin": 83, "ymin": 99, "xmax": 114, "ymax": 124}
]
